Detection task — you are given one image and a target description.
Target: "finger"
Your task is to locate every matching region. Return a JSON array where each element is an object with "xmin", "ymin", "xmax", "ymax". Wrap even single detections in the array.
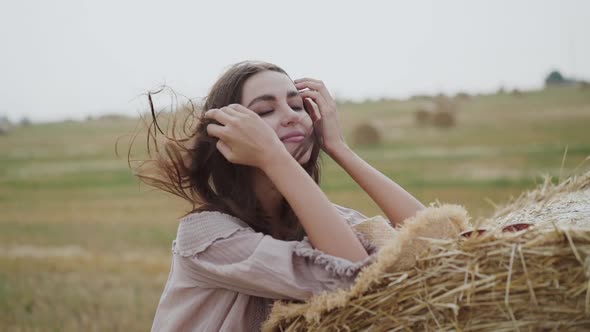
[
  {"xmin": 304, "ymin": 98, "xmax": 320, "ymax": 122},
  {"xmin": 215, "ymin": 140, "xmax": 233, "ymax": 161},
  {"xmin": 294, "ymin": 81, "xmax": 332, "ymax": 103},
  {"xmin": 226, "ymin": 103, "xmax": 256, "ymax": 116},
  {"xmin": 206, "ymin": 123, "xmax": 227, "ymax": 139},
  {"xmin": 221, "ymin": 105, "xmax": 246, "ymax": 117},
  {"xmin": 293, "ymin": 77, "xmax": 322, "ymax": 84},
  {"xmin": 204, "ymin": 108, "xmax": 233, "ymax": 125},
  {"xmin": 295, "ymin": 81, "xmax": 324, "ymax": 92},
  {"xmin": 202, "ymin": 108, "xmax": 218, "ymax": 119},
  {"xmin": 294, "ymin": 79, "xmax": 324, "ymax": 96},
  {"xmin": 295, "ymin": 80, "xmax": 335, "ymax": 107},
  {"xmin": 299, "ymin": 90, "xmax": 330, "ymax": 115}
]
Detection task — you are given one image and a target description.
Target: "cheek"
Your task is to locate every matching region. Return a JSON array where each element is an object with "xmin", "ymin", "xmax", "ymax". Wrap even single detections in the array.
[
  {"xmin": 301, "ymin": 114, "xmax": 313, "ymax": 130},
  {"xmin": 262, "ymin": 117, "xmax": 281, "ymax": 135}
]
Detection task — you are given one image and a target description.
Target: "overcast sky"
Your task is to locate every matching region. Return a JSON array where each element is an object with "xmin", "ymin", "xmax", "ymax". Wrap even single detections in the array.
[{"xmin": 1, "ymin": 0, "xmax": 588, "ymax": 122}]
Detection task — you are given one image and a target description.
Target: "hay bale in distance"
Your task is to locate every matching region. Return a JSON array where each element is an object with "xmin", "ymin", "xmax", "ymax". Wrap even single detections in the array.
[
  {"xmin": 433, "ymin": 96, "xmax": 457, "ymax": 128},
  {"xmin": 434, "ymin": 95, "xmax": 455, "ymax": 113},
  {"xmin": 352, "ymin": 122, "xmax": 381, "ymax": 146},
  {"xmin": 414, "ymin": 97, "xmax": 457, "ymax": 128},
  {"xmin": 414, "ymin": 108, "xmax": 430, "ymax": 126},
  {"xmin": 414, "ymin": 102, "xmax": 435, "ymax": 126},
  {"xmin": 432, "ymin": 109, "xmax": 455, "ymax": 128}
]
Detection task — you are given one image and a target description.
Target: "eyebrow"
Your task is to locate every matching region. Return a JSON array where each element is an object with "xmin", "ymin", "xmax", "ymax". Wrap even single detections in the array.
[{"xmin": 247, "ymin": 90, "xmax": 300, "ymax": 108}]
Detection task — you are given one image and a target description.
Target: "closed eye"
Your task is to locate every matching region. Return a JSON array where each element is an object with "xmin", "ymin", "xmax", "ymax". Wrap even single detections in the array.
[{"xmin": 259, "ymin": 106, "xmax": 304, "ymax": 117}]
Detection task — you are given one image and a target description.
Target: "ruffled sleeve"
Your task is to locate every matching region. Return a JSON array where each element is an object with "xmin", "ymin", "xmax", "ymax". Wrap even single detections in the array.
[
  {"xmin": 293, "ymin": 228, "xmax": 378, "ymax": 278},
  {"xmin": 173, "ymin": 210, "xmax": 379, "ymax": 301}
]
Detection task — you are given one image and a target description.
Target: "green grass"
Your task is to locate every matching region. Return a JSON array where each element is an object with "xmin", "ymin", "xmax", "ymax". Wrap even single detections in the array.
[{"xmin": 1, "ymin": 86, "xmax": 589, "ymax": 330}]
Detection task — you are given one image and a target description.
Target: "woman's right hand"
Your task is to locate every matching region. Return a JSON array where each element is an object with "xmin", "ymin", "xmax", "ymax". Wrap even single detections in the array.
[{"xmin": 204, "ymin": 104, "xmax": 287, "ymax": 169}]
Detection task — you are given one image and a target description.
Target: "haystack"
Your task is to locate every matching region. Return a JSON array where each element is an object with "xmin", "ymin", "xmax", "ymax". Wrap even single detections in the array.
[
  {"xmin": 415, "ymin": 102, "xmax": 436, "ymax": 126},
  {"xmin": 414, "ymin": 97, "xmax": 457, "ymax": 128},
  {"xmin": 432, "ymin": 96, "xmax": 456, "ymax": 128},
  {"xmin": 262, "ymin": 169, "xmax": 590, "ymax": 331},
  {"xmin": 352, "ymin": 122, "xmax": 382, "ymax": 146}
]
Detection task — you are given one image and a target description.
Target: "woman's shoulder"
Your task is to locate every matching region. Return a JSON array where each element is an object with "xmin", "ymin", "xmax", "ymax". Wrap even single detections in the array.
[
  {"xmin": 179, "ymin": 210, "xmax": 251, "ymax": 228},
  {"xmin": 173, "ymin": 210, "xmax": 253, "ymax": 257}
]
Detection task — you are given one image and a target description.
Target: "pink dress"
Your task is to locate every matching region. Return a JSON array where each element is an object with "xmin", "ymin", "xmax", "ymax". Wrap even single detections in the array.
[{"xmin": 151, "ymin": 203, "xmax": 380, "ymax": 331}]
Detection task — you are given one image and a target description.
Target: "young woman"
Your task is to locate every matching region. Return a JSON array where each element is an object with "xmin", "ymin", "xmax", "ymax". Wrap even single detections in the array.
[{"xmin": 141, "ymin": 61, "xmax": 425, "ymax": 331}]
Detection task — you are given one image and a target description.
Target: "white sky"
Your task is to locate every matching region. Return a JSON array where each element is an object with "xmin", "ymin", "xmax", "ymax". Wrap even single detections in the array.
[{"xmin": 1, "ymin": 0, "xmax": 588, "ymax": 122}]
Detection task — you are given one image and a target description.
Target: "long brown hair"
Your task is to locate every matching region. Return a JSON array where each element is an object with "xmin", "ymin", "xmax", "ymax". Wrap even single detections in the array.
[{"xmin": 129, "ymin": 61, "xmax": 323, "ymax": 240}]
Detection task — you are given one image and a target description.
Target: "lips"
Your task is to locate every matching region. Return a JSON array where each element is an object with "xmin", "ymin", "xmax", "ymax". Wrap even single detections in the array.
[{"xmin": 280, "ymin": 131, "xmax": 305, "ymax": 141}]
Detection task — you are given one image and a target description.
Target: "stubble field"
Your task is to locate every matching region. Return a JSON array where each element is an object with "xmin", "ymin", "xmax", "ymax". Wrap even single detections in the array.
[{"xmin": 1, "ymin": 86, "xmax": 589, "ymax": 331}]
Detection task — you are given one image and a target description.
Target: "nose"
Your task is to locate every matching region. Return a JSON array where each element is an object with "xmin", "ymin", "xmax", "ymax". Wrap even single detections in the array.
[{"xmin": 280, "ymin": 104, "xmax": 301, "ymax": 126}]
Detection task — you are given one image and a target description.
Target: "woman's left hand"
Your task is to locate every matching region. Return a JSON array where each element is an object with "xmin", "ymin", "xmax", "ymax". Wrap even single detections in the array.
[{"xmin": 294, "ymin": 78, "xmax": 347, "ymax": 155}]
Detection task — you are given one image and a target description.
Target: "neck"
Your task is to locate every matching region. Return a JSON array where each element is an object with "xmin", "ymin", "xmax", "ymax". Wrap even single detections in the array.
[{"xmin": 252, "ymin": 168, "xmax": 283, "ymax": 222}]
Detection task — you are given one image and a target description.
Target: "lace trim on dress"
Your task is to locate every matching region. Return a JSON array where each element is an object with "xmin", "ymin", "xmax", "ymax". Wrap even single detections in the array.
[{"xmin": 293, "ymin": 229, "xmax": 379, "ymax": 278}]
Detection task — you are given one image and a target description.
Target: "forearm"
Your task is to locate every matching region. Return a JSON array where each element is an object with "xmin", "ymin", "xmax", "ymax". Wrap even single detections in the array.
[
  {"xmin": 328, "ymin": 144, "xmax": 425, "ymax": 228},
  {"xmin": 262, "ymin": 150, "xmax": 369, "ymax": 263}
]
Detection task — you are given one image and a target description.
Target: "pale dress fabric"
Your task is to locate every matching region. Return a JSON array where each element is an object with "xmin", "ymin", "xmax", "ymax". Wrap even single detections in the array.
[{"xmin": 151, "ymin": 203, "xmax": 380, "ymax": 332}]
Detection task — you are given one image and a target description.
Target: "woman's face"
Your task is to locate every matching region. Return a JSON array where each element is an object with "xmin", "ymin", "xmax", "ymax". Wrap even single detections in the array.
[{"xmin": 241, "ymin": 70, "xmax": 314, "ymax": 164}]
